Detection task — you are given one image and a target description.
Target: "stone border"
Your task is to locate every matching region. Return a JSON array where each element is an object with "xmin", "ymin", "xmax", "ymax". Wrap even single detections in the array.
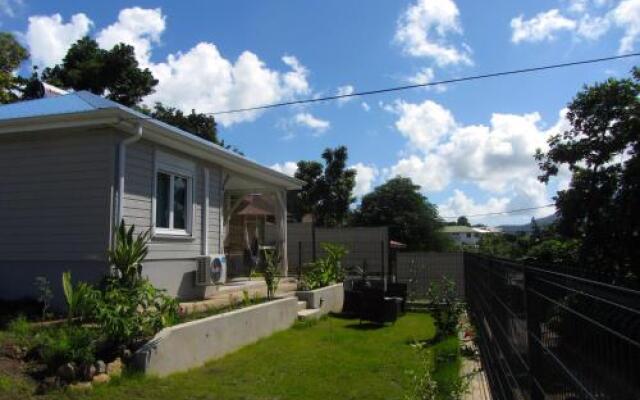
[
  {"xmin": 295, "ymin": 283, "xmax": 344, "ymax": 316},
  {"xmin": 133, "ymin": 297, "xmax": 298, "ymax": 377}
]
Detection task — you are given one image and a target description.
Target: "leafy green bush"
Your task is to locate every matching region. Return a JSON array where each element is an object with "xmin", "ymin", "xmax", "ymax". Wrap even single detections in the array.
[
  {"xmin": 426, "ymin": 279, "xmax": 464, "ymax": 339},
  {"xmin": 108, "ymin": 221, "xmax": 150, "ymax": 287},
  {"xmin": 7, "ymin": 315, "xmax": 32, "ymax": 347},
  {"xmin": 299, "ymin": 243, "xmax": 348, "ymax": 290},
  {"xmin": 95, "ymin": 278, "xmax": 179, "ymax": 346},
  {"xmin": 35, "ymin": 325, "xmax": 100, "ymax": 370}
]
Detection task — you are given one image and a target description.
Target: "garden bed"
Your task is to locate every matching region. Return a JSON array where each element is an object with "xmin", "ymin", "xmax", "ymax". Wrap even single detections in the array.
[{"xmin": 132, "ymin": 296, "xmax": 299, "ymax": 377}]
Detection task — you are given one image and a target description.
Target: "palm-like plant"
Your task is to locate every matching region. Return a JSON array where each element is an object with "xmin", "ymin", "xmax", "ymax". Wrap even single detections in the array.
[
  {"xmin": 263, "ymin": 250, "xmax": 281, "ymax": 300},
  {"xmin": 62, "ymin": 271, "xmax": 99, "ymax": 323},
  {"xmin": 108, "ymin": 221, "xmax": 150, "ymax": 286}
]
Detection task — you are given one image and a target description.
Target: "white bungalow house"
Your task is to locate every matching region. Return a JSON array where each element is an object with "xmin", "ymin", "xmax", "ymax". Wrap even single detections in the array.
[
  {"xmin": 0, "ymin": 91, "xmax": 303, "ymax": 303},
  {"xmin": 441, "ymin": 225, "xmax": 496, "ymax": 247}
]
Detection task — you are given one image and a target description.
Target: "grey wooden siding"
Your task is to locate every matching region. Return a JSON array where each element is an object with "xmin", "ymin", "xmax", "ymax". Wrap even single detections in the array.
[
  {"xmin": 121, "ymin": 140, "xmax": 223, "ymax": 261},
  {"xmin": 0, "ymin": 130, "xmax": 115, "ymax": 261}
]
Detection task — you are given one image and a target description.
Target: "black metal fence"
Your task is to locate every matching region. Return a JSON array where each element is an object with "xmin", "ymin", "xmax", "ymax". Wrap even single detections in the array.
[{"xmin": 464, "ymin": 252, "xmax": 640, "ymax": 400}]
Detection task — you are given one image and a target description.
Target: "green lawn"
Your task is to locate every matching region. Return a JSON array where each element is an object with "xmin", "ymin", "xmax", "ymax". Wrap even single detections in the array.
[{"xmin": 1, "ymin": 313, "xmax": 460, "ymax": 400}]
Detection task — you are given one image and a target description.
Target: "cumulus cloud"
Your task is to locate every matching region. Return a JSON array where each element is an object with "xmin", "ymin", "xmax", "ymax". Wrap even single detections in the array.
[
  {"xmin": 96, "ymin": 7, "xmax": 165, "ymax": 67},
  {"xmin": 511, "ymin": 9, "xmax": 577, "ymax": 43},
  {"xmin": 611, "ymin": 0, "xmax": 640, "ymax": 53},
  {"xmin": 270, "ymin": 161, "xmax": 298, "ymax": 177},
  {"xmin": 437, "ymin": 190, "xmax": 511, "ymax": 221},
  {"xmin": 351, "ymin": 163, "xmax": 379, "ymax": 197},
  {"xmin": 394, "ymin": 0, "xmax": 472, "ymax": 66},
  {"xmin": 25, "ymin": 13, "xmax": 93, "ymax": 67},
  {"xmin": 292, "ymin": 112, "xmax": 330, "ymax": 134},
  {"xmin": 510, "ymin": 1, "xmax": 640, "ymax": 52},
  {"xmin": 385, "ymin": 100, "xmax": 568, "ymax": 214},
  {"xmin": 23, "ymin": 7, "xmax": 311, "ymax": 126},
  {"xmin": 361, "ymin": 102, "xmax": 371, "ymax": 112},
  {"xmin": 407, "ymin": 67, "xmax": 435, "ymax": 85},
  {"xmin": 336, "ymin": 85, "xmax": 355, "ymax": 105}
]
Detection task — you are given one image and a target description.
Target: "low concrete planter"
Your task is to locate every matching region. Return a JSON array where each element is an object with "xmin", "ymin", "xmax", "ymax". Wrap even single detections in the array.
[
  {"xmin": 133, "ymin": 297, "xmax": 298, "ymax": 377},
  {"xmin": 295, "ymin": 283, "xmax": 344, "ymax": 316}
]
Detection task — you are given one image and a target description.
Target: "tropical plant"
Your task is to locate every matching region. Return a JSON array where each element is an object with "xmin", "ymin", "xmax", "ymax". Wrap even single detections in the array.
[
  {"xmin": 108, "ymin": 221, "xmax": 150, "ymax": 287},
  {"xmin": 425, "ymin": 278, "xmax": 464, "ymax": 339},
  {"xmin": 33, "ymin": 276, "xmax": 53, "ymax": 321},
  {"xmin": 62, "ymin": 271, "xmax": 99, "ymax": 323},
  {"xmin": 299, "ymin": 243, "xmax": 348, "ymax": 290},
  {"xmin": 263, "ymin": 250, "xmax": 281, "ymax": 300}
]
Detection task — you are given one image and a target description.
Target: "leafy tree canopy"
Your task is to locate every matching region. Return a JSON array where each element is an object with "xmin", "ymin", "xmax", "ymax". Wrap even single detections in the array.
[
  {"xmin": 456, "ymin": 216, "xmax": 470, "ymax": 226},
  {"xmin": 0, "ymin": 32, "xmax": 28, "ymax": 104},
  {"xmin": 41, "ymin": 37, "xmax": 157, "ymax": 107},
  {"xmin": 289, "ymin": 146, "xmax": 356, "ymax": 227},
  {"xmin": 352, "ymin": 177, "xmax": 449, "ymax": 251},
  {"xmin": 535, "ymin": 66, "xmax": 640, "ymax": 285}
]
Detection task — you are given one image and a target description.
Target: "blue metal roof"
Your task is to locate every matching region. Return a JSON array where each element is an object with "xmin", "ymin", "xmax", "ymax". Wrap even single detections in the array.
[{"xmin": 0, "ymin": 91, "xmax": 121, "ymax": 121}]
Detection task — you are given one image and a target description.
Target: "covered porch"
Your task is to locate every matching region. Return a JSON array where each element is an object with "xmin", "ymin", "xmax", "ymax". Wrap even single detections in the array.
[{"xmin": 221, "ymin": 171, "xmax": 290, "ymax": 280}]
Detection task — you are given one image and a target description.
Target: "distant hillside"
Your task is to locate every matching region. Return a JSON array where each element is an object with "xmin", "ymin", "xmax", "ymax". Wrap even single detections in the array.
[{"xmin": 497, "ymin": 214, "xmax": 557, "ymax": 233}]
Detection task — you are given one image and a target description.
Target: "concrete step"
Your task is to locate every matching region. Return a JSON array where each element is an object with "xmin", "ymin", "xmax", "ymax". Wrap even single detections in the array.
[
  {"xmin": 296, "ymin": 301, "xmax": 307, "ymax": 311},
  {"xmin": 297, "ymin": 308, "xmax": 321, "ymax": 321}
]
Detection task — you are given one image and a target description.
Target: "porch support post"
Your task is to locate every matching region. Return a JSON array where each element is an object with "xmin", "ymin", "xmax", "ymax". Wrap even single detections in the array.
[{"xmin": 275, "ymin": 190, "xmax": 288, "ymax": 277}]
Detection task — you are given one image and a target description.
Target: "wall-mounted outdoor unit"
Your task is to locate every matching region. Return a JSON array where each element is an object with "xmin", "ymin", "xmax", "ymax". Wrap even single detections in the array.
[{"xmin": 195, "ymin": 254, "xmax": 227, "ymax": 286}]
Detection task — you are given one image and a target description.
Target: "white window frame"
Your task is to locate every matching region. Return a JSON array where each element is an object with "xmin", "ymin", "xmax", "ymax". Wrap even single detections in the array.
[{"xmin": 152, "ymin": 151, "xmax": 196, "ymax": 238}]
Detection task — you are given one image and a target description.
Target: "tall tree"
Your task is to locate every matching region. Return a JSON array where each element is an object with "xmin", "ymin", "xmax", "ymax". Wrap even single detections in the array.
[
  {"xmin": 353, "ymin": 177, "xmax": 448, "ymax": 251},
  {"xmin": 42, "ymin": 37, "xmax": 157, "ymax": 106},
  {"xmin": 535, "ymin": 67, "xmax": 640, "ymax": 285},
  {"xmin": 0, "ymin": 32, "xmax": 28, "ymax": 104},
  {"xmin": 456, "ymin": 216, "xmax": 470, "ymax": 226},
  {"xmin": 289, "ymin": 146, "xmax": 356, "ymax": 227}
]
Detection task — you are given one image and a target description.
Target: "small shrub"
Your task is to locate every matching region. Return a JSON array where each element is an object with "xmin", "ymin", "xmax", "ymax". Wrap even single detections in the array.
[
  {"xmin": 35, "ymin": 325, "xmax": 99, "ymax": 370},
  {"xmin": 405, "ymin": 349, "xmax": 438, "ymax": 400},
  {"xmin": 33, "ymin": 276, "xmax": 53, "ymax": 321},
  {"xmin": 107, "ymin": 221, "xmax": 150, "ymax": 287},
  {"xmin": 7, "ymin": 315, "xmax": 32, "ymax": 347},
  {"xmin": 425, "ymin": 278, "xmax": 464, "ymax": 339},
  {"xmin": 263, "ymin": 250, "xmax": 281, "ymax": 300},
  {"xmin": 62, "ymin": 271, "xmax": 100, "ymax": 323},
  {"xmin": 242, "ymin": 290, "xmax": 251, "ymax": 306}
]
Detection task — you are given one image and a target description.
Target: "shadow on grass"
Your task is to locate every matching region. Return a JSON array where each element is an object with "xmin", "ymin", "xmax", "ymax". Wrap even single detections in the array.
[{"xmin": 344, "ymin": 322, "xmax": 387, "ymax": 331}]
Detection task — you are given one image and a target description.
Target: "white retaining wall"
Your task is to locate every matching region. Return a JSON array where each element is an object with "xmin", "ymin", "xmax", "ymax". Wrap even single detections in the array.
[
  {"xmin": 295, "ymin": 283, "xmax": 344, "ymax": 316},
  {"xmin": 133, "ymin": 297, "xmax": 299, "ymax": 377}
]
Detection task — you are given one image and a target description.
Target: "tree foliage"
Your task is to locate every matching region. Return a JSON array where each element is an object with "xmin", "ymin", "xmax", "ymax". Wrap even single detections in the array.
[
  {"xmin": 353, "ymin": 177, "xmax": 448, "ymax": 251},
  {"xmin": 535, "ymin": 67, "xmax": 640, "ymax": 285},
  {"xmin": 42, "ymin": 37, "xmax": 157, "ymax": 106},
  {"xmin": 0, "ymin": 32, "xmax": 28, "ymax": 104},
  {"xmin": 289, "ymin": 146, "xmax": 356, "ymax": 227},
  {"xmin": 456, "ymin": 216, "xmax": 470, "ymax": 226}
]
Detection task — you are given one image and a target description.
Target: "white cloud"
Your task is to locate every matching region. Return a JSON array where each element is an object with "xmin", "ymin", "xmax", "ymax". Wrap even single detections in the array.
[
  {"xmin": 407, "ymin": 67, "xmax": 435, "ymax": 84},
  {"xmin": 336, "ymin": 85, "xmax": 355, "ymax": 105},
  {"xmin": 361, "ymin": 102, "xmax": 371, "ymax": 112},
  {"xmin": 292, "ymin": 112, "xmax": 330, "ymax": 134},
  {"xmin": 23, "ymin": 8, "xmax": 311, "ymax": 126},
  {"xmin": 25, "ymin": 13, "xmax": 93, "ymax": 67},
  {"xmin": 386, "ymin": 100, "xmax": 567, "ymax": 206},
  {"xmin": 510, "ymin": 9, "xmax": 577, "ymax": 43},
  {"xmin": 391, "ymin": 99, "xmax": 456, "ymax": 151},
  {"xmin": 96, "ymin": 7, "xmax": 165, "ymax": 67},
  {"xmin": 270, "ymin": 161, "xmax": 298, "ymax": 177},
  {"xmin": 438, "ymin": 190, "xmax": 510, "ymax": 221},
  {"xmin": 394, "ymin": 0, "xmax": 472, "ymax": 66},
  {"xmin": 351, "ymin": 163, "xmax": 379, "ymax": 197},
  {"xmin": 0, "ymin": 0, "xmax": 22, "ymax": 17},
  {"xmin": 611, "ymin": 0, "xmax": 640, "ymax": 53}
]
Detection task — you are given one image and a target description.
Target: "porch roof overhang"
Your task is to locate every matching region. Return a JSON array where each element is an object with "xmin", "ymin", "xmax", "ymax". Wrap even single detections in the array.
[{"xmin": 0, "ymin": 91, "xmax": 304, "ymax": 191}]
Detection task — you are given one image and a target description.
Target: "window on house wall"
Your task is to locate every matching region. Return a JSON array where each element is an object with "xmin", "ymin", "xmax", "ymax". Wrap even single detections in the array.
[{"xmin": 154, "ymin": 151, "xmax": 195, "ymax": 236}]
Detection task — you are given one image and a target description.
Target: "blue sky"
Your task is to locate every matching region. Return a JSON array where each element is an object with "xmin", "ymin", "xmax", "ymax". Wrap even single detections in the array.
[{"xmin": 1, "ymin": 0, "xmax": 638, "ymax": 225}]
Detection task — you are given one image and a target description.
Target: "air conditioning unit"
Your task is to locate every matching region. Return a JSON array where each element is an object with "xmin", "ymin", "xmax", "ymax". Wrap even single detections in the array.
[{"xmin": 195, "ymin": 254, "xmax": 227, "ymax": 286}]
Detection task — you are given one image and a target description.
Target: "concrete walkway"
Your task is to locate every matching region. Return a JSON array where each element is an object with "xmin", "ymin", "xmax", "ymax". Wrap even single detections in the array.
[{"xmin": 179, "ymin": 278, "xmax": 298, "ymax": 314}]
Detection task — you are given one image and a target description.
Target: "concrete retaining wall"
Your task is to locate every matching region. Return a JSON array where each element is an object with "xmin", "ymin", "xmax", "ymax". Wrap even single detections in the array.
[
  {"xmin": 133, "ymin": 296, "xmax": 298, "ymax": 377},
  {"xmin": 295, "ymin": 283, "xmax": 344, "ymax": 316}
]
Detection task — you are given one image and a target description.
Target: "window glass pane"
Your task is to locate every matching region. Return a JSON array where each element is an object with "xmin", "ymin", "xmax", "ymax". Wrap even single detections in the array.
[
  {"xmin": 156, "ymin": 173, "xmax": 170, "ymax": 228},
  {"xmin": 173, "ymin": 176, "xmax": 187, "ymax": 230}
]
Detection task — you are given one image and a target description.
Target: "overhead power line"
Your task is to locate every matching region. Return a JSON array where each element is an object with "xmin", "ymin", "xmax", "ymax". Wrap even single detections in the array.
[
  {"xmin": 209, "ymin": 52, "xmax": 640, "ymax": 115},
  {"xmin": 441, "ymin": 203, "xmax": 555, "ymax": 219}
]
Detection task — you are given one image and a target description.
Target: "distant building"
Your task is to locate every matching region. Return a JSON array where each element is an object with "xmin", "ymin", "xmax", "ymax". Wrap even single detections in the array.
[{"xmin": 441, "ymin": 225, "xmax": 497, "ymax": 247}]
